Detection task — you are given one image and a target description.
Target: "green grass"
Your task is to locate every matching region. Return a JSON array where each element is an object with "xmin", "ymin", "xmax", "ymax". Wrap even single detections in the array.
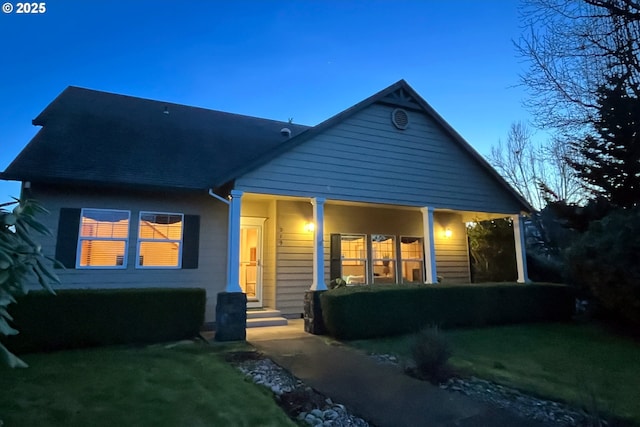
[
  {"xmin": 0, "ymin": 342, "xmax": 296, "ymax": 427},
  {"xmin": 350, "ymin": 322, "xmax": 640, "ymax": 424}
]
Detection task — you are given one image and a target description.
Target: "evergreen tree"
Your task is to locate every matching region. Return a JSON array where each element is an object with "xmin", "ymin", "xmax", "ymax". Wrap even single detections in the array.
[{"xmin": 568, "ymin": 77, "xmax": 640, "ymax": 208}]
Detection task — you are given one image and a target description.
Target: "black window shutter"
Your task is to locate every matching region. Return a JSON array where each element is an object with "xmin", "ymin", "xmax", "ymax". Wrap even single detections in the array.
[
  {"xmin": 330, "ymin": 233, "xmax": 342, "ymax": 281},
  {"xmin": 55, "ymin": 208, "xmax": 81, "ymax": 268},
  {"xmin": 181, "ymin": 215, "xmax": 200, "ymax": 269}
]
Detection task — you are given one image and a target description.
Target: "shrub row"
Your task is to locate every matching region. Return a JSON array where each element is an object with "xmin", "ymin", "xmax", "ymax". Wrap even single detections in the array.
[
  {"xmin": 2, "ymin": 288, "xmax": 206, "ymax": 354},
  {"xmin": 320, "ymin": 283, "xmax": 574, "ymax": 340}
]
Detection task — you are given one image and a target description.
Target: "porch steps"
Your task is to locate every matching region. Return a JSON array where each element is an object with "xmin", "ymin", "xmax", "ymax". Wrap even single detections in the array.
[{"xmin": 246, "ymin": 309, "xmax": 289, "ymax": 328}]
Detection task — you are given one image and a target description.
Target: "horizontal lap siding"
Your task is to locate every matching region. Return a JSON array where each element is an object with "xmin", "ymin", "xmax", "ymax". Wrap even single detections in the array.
[
  {"xmin": 434, "ymin": 212, "xmax": 470, "ymax": 283},
  {"xmin": 272, "ymin": 202, "xmax": 473, "ymax": 314},
  {"xmin": 236, "ymin": 103, "xmax": 522, "ymax": 213},
  {"xmin": 28, "ymin": 183, "xmax": 227, "ymax": 322},
  {"xmin": 275, "ymin": 200, "xmax": 313, "ymax": 315},
  {"xmin": 262, "ymin": 200, "xmax": 277, "ymax": 308}
]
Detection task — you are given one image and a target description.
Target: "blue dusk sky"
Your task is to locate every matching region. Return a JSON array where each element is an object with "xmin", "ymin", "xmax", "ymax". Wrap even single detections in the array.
[{"xmin": 1, "ymin": 0, "xmax": 534, "ymax": 201}]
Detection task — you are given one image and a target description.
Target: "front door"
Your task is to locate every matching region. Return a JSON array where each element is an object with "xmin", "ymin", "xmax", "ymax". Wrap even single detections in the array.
[{"xmin": 240, "ymin": 217, "xmax": 264, "ymax": 308}]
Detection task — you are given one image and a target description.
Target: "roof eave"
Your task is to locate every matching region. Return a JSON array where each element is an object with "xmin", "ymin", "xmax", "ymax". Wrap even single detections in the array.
[{"xmin": 0, "ymin": 173, "xmax": 210, "ymax": 194}]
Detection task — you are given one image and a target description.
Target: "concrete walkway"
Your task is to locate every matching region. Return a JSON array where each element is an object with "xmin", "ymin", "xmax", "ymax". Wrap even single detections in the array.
[{"xmin": 247, "ymin": 320, "xmax": 548, "ymax": 427}]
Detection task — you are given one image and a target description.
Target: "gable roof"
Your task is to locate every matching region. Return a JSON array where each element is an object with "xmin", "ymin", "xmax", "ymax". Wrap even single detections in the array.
[
  {"xmin": 1, "ymin": 86, "xmax": 309, "ymax": 191},
  {"xmin": 226, "ymin": 79, "xmax": 533, "ymax": 212},
  {"xmin": 2, "ymin": 81, "xmax": 532, "ymax": 212}
]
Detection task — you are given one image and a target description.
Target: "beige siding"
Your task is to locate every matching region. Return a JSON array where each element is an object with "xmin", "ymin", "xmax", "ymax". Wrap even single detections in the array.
[
  {"xmin": 262, "ymin": 200, "xmax": 277, "ymax": 308},
  {"xmin": 325, "ymin": 205, "xmax": 422, "ymax": 235},
  {"xmin": 236, "ymin": 103, "xmax": 523, "ymax": 214},
  {"xmin": 29, "ymin": 183, "xmax": 228, "ymax": 322},
  {"xmin": 433, "ymin": 212, "xmax": 471, "ymax": 283},
  {"xmin": 271, "ymin": 201, "xmax": 473, "ymax": 316},
  {"xmin": 274, "ymin": 200, "xmax": 313, "ymax": 316}
]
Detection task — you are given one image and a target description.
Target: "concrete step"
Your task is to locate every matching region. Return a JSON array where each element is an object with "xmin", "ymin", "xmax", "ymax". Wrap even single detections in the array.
[
  {"xmin": 247, "ymin": 309, "xmax": 284, "ymax": 319},
  {"xmin": 246, "ymin": 316, "xmax": 289, "ymax": 328}
]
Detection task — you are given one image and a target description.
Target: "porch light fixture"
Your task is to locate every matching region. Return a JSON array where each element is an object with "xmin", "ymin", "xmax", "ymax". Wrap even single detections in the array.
[
  {"xmin": 444, "ymin": 228, "xmax": 452, "ymax": 238},
  {"xmin": 304, "ymin": 222, "xmax": 315, "ymax": 233}
]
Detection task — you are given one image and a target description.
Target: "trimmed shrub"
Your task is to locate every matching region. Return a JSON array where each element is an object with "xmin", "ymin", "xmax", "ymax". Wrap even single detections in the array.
[
  {"xmin": 2, "ymin": 288, "xmax": 206, "ymax": 354},
  {"xmin": 320, "ymin": 283, "xmax": 574, "ymax": 340},
  {"xmin": 409, "ymin": 326, "xmax": 452, "ymax": 384}
]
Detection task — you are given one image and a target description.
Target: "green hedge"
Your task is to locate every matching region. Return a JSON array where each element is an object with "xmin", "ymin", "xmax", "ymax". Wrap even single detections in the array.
[
  {"xmin": 2, "ymin": 288, "xmax": 206, "ymax": 354},
  {"xmin": 320, "ymin": 283, "xmax": 575, "ymax": 340}
]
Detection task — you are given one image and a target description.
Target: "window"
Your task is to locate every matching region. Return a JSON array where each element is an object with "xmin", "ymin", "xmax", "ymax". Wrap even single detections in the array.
[
  {"xmin": 137, "ymin": 212, "xmax": 183, "ymax": 268},
  {"xmin": 77, "ymin": 209, "xmax": 130, "ymax": 268},
  {"xmin": 340, "ymin": 234, "xmax": 367, "ymax": 284},
  {"xmin": 400, "ymin": 237, "xmax": 424, "ymax": 283},
  {"xmin": 331, "ymin": 233, "xmax": 426, "ymax": 285},
  {"xmin": 372, "ymin": 235, "xmax": 396, "ymax": 283},
  {"xmin": 56, "ymin": 209, "xmax": 200, "ymax": 270}
]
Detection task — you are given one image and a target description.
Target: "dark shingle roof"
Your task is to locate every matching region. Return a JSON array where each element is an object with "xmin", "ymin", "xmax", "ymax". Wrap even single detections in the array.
[
  {"xmin": 1, "ymin": 86, "xmax": 309, "ymax": 190},
  {"xmin": 2, "ymin": 81, "xmax": 532, "ymax": 213}
]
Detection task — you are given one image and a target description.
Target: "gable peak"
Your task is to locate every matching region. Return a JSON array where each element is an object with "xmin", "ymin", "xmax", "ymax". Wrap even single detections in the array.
[{"xmin": 380, "ymin": 86, "xmax": 421, "ymax": 110}]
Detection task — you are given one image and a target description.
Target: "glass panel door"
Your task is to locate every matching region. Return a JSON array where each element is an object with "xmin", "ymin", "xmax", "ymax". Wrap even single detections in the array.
[{"xmin": 240, "ymin": 218, "xmax": 264, "ymax": 308}]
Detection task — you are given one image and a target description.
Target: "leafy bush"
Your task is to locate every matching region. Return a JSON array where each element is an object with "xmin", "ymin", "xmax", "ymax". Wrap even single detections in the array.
[
  {"xmin": 320, "ymin": 283, "xmax": 574, "ymax": 340},
  {"xmin": 1, "ymin": 199, "xmax": 59, "ymax": 367},
  {"xmin": 408, "ymin": 326, "xmax": 452, "ymax": 384},
  {"xmin": 329, "ymin": 277, "xmax": 346, "ymax": 289},
  {"xmin": 565, "ymin": 207, "xmax": 640, "ymax": 329},
  {"xmin": 467, "ymin": 218, "xmax": 517, "ymax": 282},
  {"xmin": 526, "ymin": 252, "xmax": 565, "ymax": 283},
  {"xmin": 2, "ymin": 288, "xmax": 206, "ymax": 354}
]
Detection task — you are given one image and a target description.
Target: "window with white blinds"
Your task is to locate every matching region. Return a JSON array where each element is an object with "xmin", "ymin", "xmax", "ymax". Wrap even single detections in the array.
[
  {"xmin": 77, "ymin": 209, "xmax": 130, "ymax": 268},
  {"xmin": 137, "ymin": 212, "xmax": 184, "ymax": 268}
]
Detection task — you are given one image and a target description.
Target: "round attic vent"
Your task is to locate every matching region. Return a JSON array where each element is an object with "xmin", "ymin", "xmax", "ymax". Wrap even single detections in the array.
[{"xmin": 391, "ymin": 108, "xmax": 409, "ymax": 130}]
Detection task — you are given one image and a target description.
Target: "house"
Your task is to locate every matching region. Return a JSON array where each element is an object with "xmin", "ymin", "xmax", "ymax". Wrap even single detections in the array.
[{"xmin": 1, "ymin": 80, "xmax": 532, "ymax": 333}]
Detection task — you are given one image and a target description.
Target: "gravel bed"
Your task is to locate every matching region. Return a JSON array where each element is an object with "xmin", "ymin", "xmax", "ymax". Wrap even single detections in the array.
[
  {"xmin": 441, "ymin": 377, "xmax": 596, "ymax": 426},
  {"xmin": 230, "ymin": 352, "xmax": 370, "ymax": 426},
  {"xmin": 231, "ymin": 350, "xmax": 610, "ymax": 427},
  {"xmin": 370, "ymin": 353, "xmax": 604, "ymax": 427}
]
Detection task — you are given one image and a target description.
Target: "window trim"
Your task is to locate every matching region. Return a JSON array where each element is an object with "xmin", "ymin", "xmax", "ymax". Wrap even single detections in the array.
[
  {"xmin": 339, "ymin": 233, "xmax": 368, "ymax": 285},
  {"xmin": 400, "ymin": 235, "xmax": 425, "ymax": 284},
  {"xmin": 334, "ymin": 233, "xmax": 427, "ymax": 285},
  {"xmin": 371, "ymin": 234, "xmax": 397, "ymax": 283},
  {"xmin": 136, "ymin": 211, "xmax": 184, "ymax": 269},
  {"xmin": 76, "ymin": 208, "xmax": 131, "ymax": 270}
]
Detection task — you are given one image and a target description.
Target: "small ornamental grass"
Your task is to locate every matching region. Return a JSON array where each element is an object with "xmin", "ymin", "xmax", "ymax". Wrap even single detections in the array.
[{"xmin": 408, "ymin": 326, "xmax": 453, "ymax": 384}]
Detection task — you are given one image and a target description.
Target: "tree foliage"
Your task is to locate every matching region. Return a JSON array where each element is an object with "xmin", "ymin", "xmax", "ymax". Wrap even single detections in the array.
[
  {"xmin": 467, "ymin": 218, "xmax": 517, "ymax": 282},
  {"xmin": 518, "ymin": 0, "xmax": 640, "ymax": 134},
  {"xmin": 488, "ymin": 121, "xmax": 583, "ymax": 208},
  {"xmin": 0, "ymin": 199, "xmax": 59, "ymax": 368},
  {"xmin": 567, "ymin": 77, "xmax": 640, "ymax": 207},
  {"xmin": 565, "ymin": 207, "xmax": 640, "ymax": 329}
]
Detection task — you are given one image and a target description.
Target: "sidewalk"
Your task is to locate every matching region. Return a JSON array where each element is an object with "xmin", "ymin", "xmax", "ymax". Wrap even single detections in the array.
[{"xmin": 247, "ymin": 320, "xmax": 548, "ymax": 427}]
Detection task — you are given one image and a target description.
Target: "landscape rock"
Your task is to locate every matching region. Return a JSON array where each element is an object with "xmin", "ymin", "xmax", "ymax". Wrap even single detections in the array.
[{"xmin": 231, "ymin": 353, "xmax": 370, "ymax": 426}]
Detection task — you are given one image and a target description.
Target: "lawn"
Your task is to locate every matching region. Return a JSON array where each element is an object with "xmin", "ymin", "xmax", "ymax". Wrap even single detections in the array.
[
  {"xmin": 350, "ymin": 322, "xmax": 640, "ymax": 424},
  {"xmin": 0, "ymin": 341, "xmax": 296, "ymax": 427}
]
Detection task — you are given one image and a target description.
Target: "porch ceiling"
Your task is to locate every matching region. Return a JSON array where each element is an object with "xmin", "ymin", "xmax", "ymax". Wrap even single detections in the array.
[{"xmin": 242, "ymin": 192, "xmax": 523, "ymax": 221}]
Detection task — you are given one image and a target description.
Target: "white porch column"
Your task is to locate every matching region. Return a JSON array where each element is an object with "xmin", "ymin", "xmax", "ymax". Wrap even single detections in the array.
[
  {"xmin": 226, "ymin": 190, "xmax": 243, "ymax": 292},
  {"xmin": 512, "ymin": 214, "xmax": 530, "ymax": 283},
  {"xmin": 420, "ymin": 207, "xmax": 438, "ymax": 284},
  {"xmin": 310, "ymin": 197, "xmax": 327, "ymax": 291}
]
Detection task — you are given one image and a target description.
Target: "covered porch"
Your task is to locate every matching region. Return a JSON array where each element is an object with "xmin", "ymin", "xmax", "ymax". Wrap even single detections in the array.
[{"xmin": 225, "ymin": 191, "xmax": 529, "ymax": 318}]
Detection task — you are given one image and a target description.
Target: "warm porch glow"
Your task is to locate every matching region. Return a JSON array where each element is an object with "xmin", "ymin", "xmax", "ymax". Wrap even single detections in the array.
[
  {"xmin": 304, "ymin": 222, "xmax": 315, "ymax": 233},
  {"xmin": 444, "ymin": 228, "xmax": 452, "ymax": 238}
]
